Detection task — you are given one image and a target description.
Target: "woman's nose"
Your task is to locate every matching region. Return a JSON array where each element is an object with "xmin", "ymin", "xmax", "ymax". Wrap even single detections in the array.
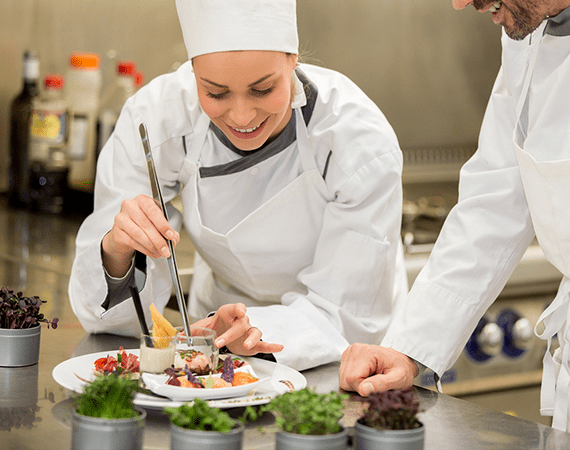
[
  {"xmin": 228, "ymin": 98, "xmax": 256, "ymax": 127},
  {"xmin": 452, "ymin": 0, "xmax": 473, "ymax": 10}
]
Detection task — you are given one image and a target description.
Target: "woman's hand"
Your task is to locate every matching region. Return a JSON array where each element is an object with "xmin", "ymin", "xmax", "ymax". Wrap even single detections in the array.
[
  {"xmin": 102, "ymin": 194, "xmax": 180, "ymax": 277},
  {"xmin": 192, "ymin": 303, "xmax": 284, "ymax": 356}
]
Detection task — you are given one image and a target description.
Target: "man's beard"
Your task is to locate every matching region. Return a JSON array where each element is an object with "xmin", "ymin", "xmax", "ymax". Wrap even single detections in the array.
[
  {"xmin": 472, "ymin": 0, "xmax": 543, "ymax": 41},
  {"xmin": 507, "ymin": 4, "xmax": 541, "ymax": 40}
]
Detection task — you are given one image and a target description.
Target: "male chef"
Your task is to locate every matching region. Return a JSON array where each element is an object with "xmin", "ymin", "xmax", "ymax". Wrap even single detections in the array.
[{"xmin": 339, "ymin": 0, "xmax": 570, "ymax": 432}]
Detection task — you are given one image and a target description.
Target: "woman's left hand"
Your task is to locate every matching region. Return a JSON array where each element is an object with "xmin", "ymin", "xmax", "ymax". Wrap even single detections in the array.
[{"xmin": 191, "ymin": 303, "xmax": 284, "ymax": 356}]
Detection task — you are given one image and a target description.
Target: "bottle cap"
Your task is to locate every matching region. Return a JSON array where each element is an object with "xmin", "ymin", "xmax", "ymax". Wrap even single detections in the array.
[
  {"xmin": 44, "ymin": 74, "xmax": 64, "ymax": 89},
  {"xmin": 69, "ymin": 52, "xmax": 100, "ymax": 69},
  {"xmin": 117, "ymin": 61, "xmax": 136, "ymax": 75},
  {"xmin": 23, "ymin": 50, "xmax": 40, "ymax": 82}
]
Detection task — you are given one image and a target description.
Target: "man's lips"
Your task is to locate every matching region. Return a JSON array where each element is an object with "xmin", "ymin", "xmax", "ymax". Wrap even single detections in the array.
[
  {"xmin": 477, "ymin": 0, "xmax": 501, "ymax": 13},
  {"xmin": 227, "ymin": 118, "xmax": 268, "ymax": 140},
  {"xmin": 477, "ymin": 0, "xmax": 503, "ymax": 24}
]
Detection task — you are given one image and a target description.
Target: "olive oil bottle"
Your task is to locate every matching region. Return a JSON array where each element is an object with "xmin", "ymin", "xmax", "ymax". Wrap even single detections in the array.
[{"xmin": 9, "ymin": 51, "xmax": 40, "ymax": 208}]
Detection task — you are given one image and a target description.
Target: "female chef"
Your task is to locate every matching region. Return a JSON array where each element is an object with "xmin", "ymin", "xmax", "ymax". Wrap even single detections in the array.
[{"xmin": 68, "ymin": 0, "xmax": 407, "ymax": 371}]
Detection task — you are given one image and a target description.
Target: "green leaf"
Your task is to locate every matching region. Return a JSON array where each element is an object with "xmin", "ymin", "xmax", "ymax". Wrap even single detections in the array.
[
  {"xmin": 75, "ymin": 375, "xmax": 139, "ymax": 419},
  {"xmin": 255, "ymin": 388, "xmax": 347, "ymax": 435},
  {"xmin": 204, "ymin": 376, "xmax": 215, "ymax": 389},
  {"xmin": 165, "ymin": 399, "xmax": 236, "ymax": 432}
]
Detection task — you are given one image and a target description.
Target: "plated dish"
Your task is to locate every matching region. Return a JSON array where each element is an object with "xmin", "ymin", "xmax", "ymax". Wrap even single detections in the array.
[{"xmin": 52, "ymin": 349, "xmax": 306, "ymax": 409}]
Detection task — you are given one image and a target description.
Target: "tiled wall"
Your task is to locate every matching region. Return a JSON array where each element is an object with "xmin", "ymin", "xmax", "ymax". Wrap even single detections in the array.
[{"xmin": 0, "ymin": 0, "xmax": 501, "ymax": 192}]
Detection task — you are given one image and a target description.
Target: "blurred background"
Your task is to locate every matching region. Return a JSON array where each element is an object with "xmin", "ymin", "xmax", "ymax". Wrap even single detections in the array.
[{"xmin": 0, "ymin": 0, "xmax": 501, "ymax": 192}]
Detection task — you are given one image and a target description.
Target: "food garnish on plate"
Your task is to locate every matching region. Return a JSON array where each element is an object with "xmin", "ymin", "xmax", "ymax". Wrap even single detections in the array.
[
  {"xmin": 92, "ymin": 347, "xmax": 140, "ymax": 380},
  {"xmin": 149, "ymin": 302, "xmax": 178, "ymax": 347},
  {"xmin": 176, "ymin": 349, "xmax": 212, "ymax": 375},
  {"xmin": 165, "ymin": 354, "xmax": 259, "ymax": 389}
]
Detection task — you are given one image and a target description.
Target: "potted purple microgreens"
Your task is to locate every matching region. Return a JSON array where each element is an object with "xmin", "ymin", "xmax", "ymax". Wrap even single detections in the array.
[
  {"xmin": 355, "ymin": 387, "xmax": 424, "ymax": 450},
  {"xmin": 0, "ymin": 286, "xmax": 59, "ymax": 367}
]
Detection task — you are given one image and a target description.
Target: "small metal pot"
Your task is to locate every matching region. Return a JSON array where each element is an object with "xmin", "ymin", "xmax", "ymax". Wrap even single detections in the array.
[
  {"xmin": 71, "ymin": 407, "xmax": 146, "ymax": 450},
  {"xmin": 170, "ymin": 421, "xmax": 244, "ymax": 450},
  {"xmin": 0, "ymin": 325, "xmax": 41, "ymax": 367},
  {"xmin": 275, "ymin": 427, "xmax": 348, "ymax": 450},
  {"xmin": 355, "ymin": 418, "xmax": 424, "ymax": 450}
]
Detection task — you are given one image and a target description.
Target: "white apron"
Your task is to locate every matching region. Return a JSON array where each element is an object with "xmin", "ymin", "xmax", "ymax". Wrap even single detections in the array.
[
  {"xmin": 178, "ymin": 108, "xmax": 331, "ymax": 316},
  {"xmin": 512, "ymin": 30, "xmax": 570, "ymax": 431}
]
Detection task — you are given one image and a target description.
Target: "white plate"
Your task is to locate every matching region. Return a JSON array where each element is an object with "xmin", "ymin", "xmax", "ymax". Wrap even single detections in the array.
[
  {"xmin": 141, "ymin": 362, "xmax": 270, "ymax": 401},
  {"xmin": 52, "ymin": 349, "xmax": 306, "ymax": 410}
]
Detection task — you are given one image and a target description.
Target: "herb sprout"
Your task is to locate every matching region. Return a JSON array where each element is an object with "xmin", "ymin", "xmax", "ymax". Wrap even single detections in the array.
[
  {"xmin": 0, "ymin": 286, "xmax": 59, "ymax": 330},
  {"xmin": 164, "ymin": 398, "xmax": 237, "ymax": 432},
  {"xmin": 75, "ymin": 374, "xmax": 140, "ymax": 419},
  {"xmin": 243, "ymin": 388, "xmax": 348, "ymax": 435},
  {"xmin": 359, "ymin": 387, "xmax": 422, "ymax": 430}
]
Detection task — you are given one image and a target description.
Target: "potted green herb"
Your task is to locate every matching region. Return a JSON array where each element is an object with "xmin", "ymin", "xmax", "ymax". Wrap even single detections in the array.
[
  {"xmin": 244, "ymin": 388, "xmax": 348, "ymax": 450},
  {"xmin": 354, "ymin": 387, "xmax": 424, "ymax": 450},
  {"xmin": 0, "ymin": 286, "xmax": 59, "ymax": 367},
  {"xmin": 72, "ymin": 374, "xmax": 146, "ymax": 450},
  {"xmin": 165, "ymin": 398, "xmax": 244, "ymax": 450}
]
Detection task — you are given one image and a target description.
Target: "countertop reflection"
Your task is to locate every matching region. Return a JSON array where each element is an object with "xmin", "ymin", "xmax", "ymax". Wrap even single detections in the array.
[{"xmin": 1, "ymin": 196, "xmax": 570, "ymax": 449}]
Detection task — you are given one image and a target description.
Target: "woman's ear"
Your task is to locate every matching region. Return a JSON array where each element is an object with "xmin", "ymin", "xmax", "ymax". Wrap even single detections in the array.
[{"xmin": 287, "ymin": 53, "xmax": 298, "ymax": 70}]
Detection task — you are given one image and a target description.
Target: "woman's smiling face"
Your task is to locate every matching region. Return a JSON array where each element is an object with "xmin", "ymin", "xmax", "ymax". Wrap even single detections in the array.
[{"xmin": 192, "ymin": 51, "xmax": 298, "ymax": 151}]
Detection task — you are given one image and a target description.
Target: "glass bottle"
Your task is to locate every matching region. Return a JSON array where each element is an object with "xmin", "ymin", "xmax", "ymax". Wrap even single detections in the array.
[
  {"xmin": 9, "ymin": 50, "xmax": 40, "ymax": 208},
  {"xmin": 28, "ymin": 74, "xmax": 70, "ymax": 214},
  {"xmin": 96, "ymin": 60, "xmax": 136, "ymax": 160}
]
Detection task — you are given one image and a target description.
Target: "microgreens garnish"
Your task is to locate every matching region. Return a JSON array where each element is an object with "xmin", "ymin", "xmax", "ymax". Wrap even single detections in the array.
[
  {"xmin": 165, "ymin": 398, "xmax": 237, "ymax": 432},
  {"xmin": 242, "ymin": 388, "xmax": 348, "ymax": 435},
  {"xmin": 75, "ymin": 373, "xmax": 141, "ymax": 419},
  {"xmin": 359, "ymin": 387, "xmax": 422, "ymax": 430},
  {"xmin": 0, "ymin": 286, "xmax": 59, "ymax": 330}
]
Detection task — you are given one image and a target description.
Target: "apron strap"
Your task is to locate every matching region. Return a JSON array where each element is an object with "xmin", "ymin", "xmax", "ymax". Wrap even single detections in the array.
[
  {"xmin": 294, "ymin": 108, "xmax": 319, "ymax": 173},
  {"xmin": 181, "ymin": 109, "xmax": 319, "ymax": 184},
  {"xmin": 178, "ymin": 113, "xmax": 211, "ymax": 187},
  {"xmin": 553, "ymin": 343, "xmax": 570, "ymax": 430},
  {"xmin": 536, "ymin": 278, "xmax": 570, "ymax": 429}
]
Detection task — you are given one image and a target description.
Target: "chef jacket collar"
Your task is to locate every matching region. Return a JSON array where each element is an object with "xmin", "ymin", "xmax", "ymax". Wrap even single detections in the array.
[{"xmin": 545, "ymin": 5, "xmax": 570, "ymax": 36}]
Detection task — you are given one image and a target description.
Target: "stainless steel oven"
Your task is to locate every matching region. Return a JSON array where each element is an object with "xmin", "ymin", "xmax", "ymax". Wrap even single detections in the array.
[{"xmin": 403, "ymin": 145, "xmax": 562, "ymax": 426}]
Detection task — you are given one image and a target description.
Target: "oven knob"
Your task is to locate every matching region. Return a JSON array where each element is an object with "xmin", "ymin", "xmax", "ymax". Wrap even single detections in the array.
[
  {"xmin": 478, "ymin": 323, "xmax": 503, "ymax": 356},
  {"xmin": 497, "ymin": 309, "xmax": 533, "ymax": 358},
  {"xmin": 465, "ymin": 317, "xmax": 503, "ymax": 362}
]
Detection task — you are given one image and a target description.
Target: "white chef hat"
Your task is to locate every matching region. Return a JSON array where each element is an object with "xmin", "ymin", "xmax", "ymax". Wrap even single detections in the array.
[{"xmin": 175, "ymin": 0, "xmax": 299, "ymax": 60}]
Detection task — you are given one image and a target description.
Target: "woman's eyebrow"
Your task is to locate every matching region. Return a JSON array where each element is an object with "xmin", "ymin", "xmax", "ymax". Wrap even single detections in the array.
[
  {"xmin": 248, "ymin": 73, "xmax": 274, "ymax": 87},
  {"xmin": 200, "ymin": 73, "xmax": 275, "ymax": 89}
]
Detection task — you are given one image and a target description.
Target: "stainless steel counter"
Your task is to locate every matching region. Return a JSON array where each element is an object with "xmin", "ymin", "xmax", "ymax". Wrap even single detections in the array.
[{"xmin": 1, "ymin": 196, "xmax": 570, "ymax": 449}]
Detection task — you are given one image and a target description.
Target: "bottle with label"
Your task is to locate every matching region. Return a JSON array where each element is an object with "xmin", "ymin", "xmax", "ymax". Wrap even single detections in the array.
[
  {"xmin": 28, "ymin": 75, "xmax": 70, "ymax": 214},
  {"xmin": 65, "ymin": 52, "xmax": 101, "ymax": 194},
  {"xmin": 96, "ymin": 61, "xmax": 136, "ymax": 160},
  {"xmin": 8, "ymin": 50, "xmax": 40, "ymax": 208}
]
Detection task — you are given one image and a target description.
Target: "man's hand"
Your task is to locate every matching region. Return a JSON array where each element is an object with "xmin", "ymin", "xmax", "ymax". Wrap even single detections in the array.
[
  {"xmin": 192, "ymin": 303, "xmax": 284, "ymax": 356},
  {"xmin": 339, "ymin": 343, "xmax": 419, "ymax": 396}
]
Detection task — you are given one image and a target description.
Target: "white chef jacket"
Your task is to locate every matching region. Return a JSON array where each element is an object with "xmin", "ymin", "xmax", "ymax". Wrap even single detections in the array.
[
  {"xmin": 68, "ymin": 62, "xmax": 407, "ymax": 371},
  {"xmin": 382, "ymin": 8, "xmax": 570, "ymax": 431}
]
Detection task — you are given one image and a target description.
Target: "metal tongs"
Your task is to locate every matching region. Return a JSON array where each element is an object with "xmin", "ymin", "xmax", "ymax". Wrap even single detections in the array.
[{"xmin": 139, "ymin": 123, "xmax": 192, "ymax": 341}]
